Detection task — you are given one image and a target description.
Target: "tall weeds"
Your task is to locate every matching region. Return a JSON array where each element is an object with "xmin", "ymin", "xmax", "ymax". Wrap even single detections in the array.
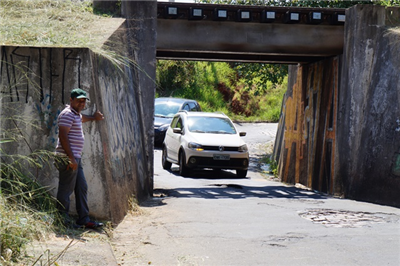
[
  {"xmin": 0, "ymin": 88, "xmax": 61, "ymax": 261},
  {"xmin": 0, "ymin": 130, "xmax": 59, "ymax": 263}
]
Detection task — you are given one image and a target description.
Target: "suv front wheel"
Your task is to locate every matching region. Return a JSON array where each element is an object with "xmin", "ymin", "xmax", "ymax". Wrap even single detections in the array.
[
  {"xmin": 162, "ymin": 146, "xmax": 172, "ymax": 170},
  {"xmin": 236, "ymin": 169, "xmax": 247, "ymax": 178},
  {"xmin": 179, "ymin": 151, "xmax": 190, "ymax": 177}
]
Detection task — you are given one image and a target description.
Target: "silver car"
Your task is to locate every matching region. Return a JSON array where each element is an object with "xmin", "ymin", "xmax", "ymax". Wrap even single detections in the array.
[{"xmin": 154, "ymin": 97, "xmax": 201, "ymax": 145}]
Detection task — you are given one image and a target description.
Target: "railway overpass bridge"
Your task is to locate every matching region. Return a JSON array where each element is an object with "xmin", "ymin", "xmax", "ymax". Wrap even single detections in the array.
[
  {"xmin": 156, "ymin": 2, "xmax": 345, "ymax": 64},
  {"xmin": 98, "ymin": 1, "xmax": 400, "ymax": 211},
  {"xmin": 3, "ymin": 2, "xmax": 398, "ymax": 224}
]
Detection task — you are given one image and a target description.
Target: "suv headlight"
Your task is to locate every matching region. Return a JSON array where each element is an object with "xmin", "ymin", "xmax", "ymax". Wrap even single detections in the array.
[
  {"xmin": 188, "ymin": 142, "xmax": 204, "ymax": 151},
  {"xmin": 238, "ymin": 144, "xmax": 248, "ymax": 152}
]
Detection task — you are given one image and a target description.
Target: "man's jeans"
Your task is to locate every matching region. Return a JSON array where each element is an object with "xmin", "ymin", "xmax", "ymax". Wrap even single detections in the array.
[{"xmin": 56, "ymin": 157, "xmax": 90, "ymax": 225}]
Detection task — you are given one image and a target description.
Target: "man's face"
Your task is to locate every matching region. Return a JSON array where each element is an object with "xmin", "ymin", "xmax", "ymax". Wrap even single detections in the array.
[{"xmin": 70, "ymin": 98, "xmax": 87, "ymax": 113}]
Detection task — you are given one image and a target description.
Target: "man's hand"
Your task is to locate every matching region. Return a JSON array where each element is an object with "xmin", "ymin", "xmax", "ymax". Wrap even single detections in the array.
[
  {"xmin": 66, "ymin": 158, "xmax": 78, "ymax": 171},
  {"xmin": 94, "ymin": 110, "xmax": 104, "ymax": 121},
  {"xmin": 82, "ymin": 110, "xmax": 104, "ymax": 122}
]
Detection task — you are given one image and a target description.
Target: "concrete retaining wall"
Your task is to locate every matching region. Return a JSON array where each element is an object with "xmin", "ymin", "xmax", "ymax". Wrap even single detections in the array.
[{"xmin": 0, "ymin": 11, "xmax": 155, "ymax": 223}]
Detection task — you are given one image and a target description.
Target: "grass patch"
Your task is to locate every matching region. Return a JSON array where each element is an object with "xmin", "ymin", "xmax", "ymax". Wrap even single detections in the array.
[
  {"xmin": 261, "ymin": 154, "xmax": 279, "ymax": 177},
  {"xmin": 128, "ymin": 195, "xmax": 145, "ymax": 216},
  {"xmin": 258, "ymin": 142, "xmax": 280, "ymax": 179},
  {"xmin": 1, "ymin": 0, "xmax": 111, "ymax": 48},
  {"xmin": 0, "ymin": 193, "xmax": 53, "ymax": 263},
  {"xmin": 0, "ymin": 0, "xmax": 130, "ymax": 70},
  {"xmin": 0, "ymin": 112, "xmax": 61, "ymax": 263}
]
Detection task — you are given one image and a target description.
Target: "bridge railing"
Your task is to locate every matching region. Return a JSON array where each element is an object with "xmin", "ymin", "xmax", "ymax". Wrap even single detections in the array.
[{"xmin": 157, "ymin": 2, "xmax": 345, "ymax": 25}]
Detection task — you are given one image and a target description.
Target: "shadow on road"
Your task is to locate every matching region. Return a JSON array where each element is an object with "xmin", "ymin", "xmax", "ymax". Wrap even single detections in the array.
[
  {"xmin": 167, "ymin": 167, "xmax": 244, "ymax": 179},
  {"xmin": 154, "ymin": 184, "xmax": 327, "ymax": 201}
]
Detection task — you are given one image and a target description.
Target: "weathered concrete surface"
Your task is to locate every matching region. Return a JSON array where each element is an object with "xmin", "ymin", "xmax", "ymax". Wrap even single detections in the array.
[
  {"xmin": 156, "ymin": 2, "xmax": 344, "ymax": 63},
  {"xmin": 336, "ymin": 5, "xmax": 400, "ymax": 207},
  {"xmin": 121, "ymin": 0, "xmax": 157, "ymax": 202},
  {"xmin": 157, "ymin": 20, "xmax": 343, "ymax": 64},
  {"xmin": 275, "ymin": 5, "xmax": 400, "ymax": 208},
  {"xmin": 0, "ymin": 46, "xmax": 107, "ymax": 218},
  {"xmin": 0, "ymin": 7, "xmax": 155, "ymax": 223}
]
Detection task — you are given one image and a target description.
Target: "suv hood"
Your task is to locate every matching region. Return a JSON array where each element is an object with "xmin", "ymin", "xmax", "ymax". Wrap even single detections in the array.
[{"xmin": 189, "ymin": 133, "xmax": 245, "ymax": 147}]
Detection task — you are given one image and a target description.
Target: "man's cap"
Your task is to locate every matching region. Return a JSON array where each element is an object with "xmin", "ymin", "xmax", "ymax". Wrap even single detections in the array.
[{"xmin": 71, "ymin": 88, "xmax": 90, "ymax": 101}]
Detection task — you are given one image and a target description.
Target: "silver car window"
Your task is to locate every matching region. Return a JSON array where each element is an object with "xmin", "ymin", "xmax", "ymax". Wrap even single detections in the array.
[
  {"xmin": 155, "ymin": 102, "xmax": 181, "ymax": 118},
  {"xmin": 188, "ymin": 102, "xmax": 198, "ymax": 111}
]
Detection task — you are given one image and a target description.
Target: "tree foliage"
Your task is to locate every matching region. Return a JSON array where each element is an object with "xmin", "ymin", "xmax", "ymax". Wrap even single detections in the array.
[{"xmin": 232, "ymin": 63, "xmax": 288, "ymax": 94}]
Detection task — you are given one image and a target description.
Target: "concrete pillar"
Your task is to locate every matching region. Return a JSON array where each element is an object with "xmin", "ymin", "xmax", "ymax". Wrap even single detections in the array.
[{"xmin": 121, "ymin": 1, "xmax": 157, "ymax": 200}]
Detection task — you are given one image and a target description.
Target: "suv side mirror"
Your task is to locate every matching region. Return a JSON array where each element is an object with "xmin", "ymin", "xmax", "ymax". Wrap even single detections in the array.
[
  {"xmin": 239, "ymin": 132, "xmax": 246, "ymax": 137},
  {"xmin": 173, "ymin": 128, "xmax": 182, "ymax": 134}
]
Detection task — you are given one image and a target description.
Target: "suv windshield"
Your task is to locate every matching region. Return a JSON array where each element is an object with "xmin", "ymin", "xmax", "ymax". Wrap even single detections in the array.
[
  {"xmin": 187, "ymin": 117, "xmax": 236, "ymax": 134},
  {"xmin": 155, "ymin": 102, "xmax": 181, "ymax": 118}
]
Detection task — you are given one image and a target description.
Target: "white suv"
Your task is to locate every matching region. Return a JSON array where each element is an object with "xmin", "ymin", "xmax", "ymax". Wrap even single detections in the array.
[{"xmin": 162, "ymin": 111, "xmax": 249, "ymax": 178}]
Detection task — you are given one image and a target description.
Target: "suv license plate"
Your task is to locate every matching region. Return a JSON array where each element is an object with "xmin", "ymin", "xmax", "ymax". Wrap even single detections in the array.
[{"xmin": 213, "ymin": 154, "xmax": 230, "ymax": 160}]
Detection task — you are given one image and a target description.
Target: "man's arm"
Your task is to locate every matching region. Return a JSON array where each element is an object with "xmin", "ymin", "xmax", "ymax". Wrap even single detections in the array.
[
  {"xmin": 58, "ymin": 125, "xmax": 78, "ymax": 170},
  {"xmin": 82, "ymin": 110, "xmax": 104, "ymax": 123}
]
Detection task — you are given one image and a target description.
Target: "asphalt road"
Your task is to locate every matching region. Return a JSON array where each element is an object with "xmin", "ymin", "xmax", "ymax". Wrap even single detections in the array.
[{"xmin": 112, "ymin": 123, "xmax": 400, "ymax": 266}]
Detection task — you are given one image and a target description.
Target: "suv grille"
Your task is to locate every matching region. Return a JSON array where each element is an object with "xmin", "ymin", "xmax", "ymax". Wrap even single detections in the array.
[{"xmin": 202, "ymin": 146, "xmax": 239, "ymax": 152}]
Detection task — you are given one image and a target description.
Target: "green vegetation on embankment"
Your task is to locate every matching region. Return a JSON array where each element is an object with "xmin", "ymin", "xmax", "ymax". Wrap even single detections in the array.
[
  {"xmin": 0, "ymin": 0, "xmax": 114, "ymax": 48},
  {"xmin": 156, "ymin": 60, "xmax": 288, "ymax": 122}
]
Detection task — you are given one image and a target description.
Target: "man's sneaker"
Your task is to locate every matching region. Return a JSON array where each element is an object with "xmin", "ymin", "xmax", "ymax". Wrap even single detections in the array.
[{"xmin": 84, "ymin": 221, "xmax": 104, "ymax": 229}]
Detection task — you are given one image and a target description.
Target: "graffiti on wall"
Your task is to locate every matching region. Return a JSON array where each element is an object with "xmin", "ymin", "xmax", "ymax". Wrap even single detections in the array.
[
  {"xmin": 1, "ymin": 46, "xmax": 82, "ymax": 105},
  {"xmin": 98, "ymin": 62, "xmax": 146, "ymax": 190},
  {"xmin": 1, "ymin": 46, "xmax": 86, "ymax": 147}
]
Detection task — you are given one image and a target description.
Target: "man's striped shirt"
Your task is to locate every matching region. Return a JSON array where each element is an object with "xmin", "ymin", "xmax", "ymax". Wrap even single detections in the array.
[{"xmin": 55, "ymin": 105, "xmax": 84, "ymax": 158}]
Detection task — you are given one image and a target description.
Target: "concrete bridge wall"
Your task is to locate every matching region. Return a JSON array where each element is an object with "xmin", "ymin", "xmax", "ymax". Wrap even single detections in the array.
[
  {"xmin": 336, "ymin": 5, "xmax": 400, "ymax": 207},
  {"xmin": 0, "ymin": 5, "xmax": 156, "ymax": 223},
  {"xmin": 275, "ymin": 5, "xmax": 400, "ymax": 207}
]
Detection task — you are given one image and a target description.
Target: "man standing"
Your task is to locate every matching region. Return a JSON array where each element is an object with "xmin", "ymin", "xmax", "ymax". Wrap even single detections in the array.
[{"xmin": 55, "ymin": 88, "xmax": 104, "ymax": 228}]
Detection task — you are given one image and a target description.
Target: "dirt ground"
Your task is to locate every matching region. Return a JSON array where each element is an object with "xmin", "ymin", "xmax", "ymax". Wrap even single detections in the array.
[
  {"xmin": 25, "ymin": 225, "xmax": 118, "ymax": 265},
  {"xmin": 25, "ymin": 195, "xmax": 165, "ymax": 266}
]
